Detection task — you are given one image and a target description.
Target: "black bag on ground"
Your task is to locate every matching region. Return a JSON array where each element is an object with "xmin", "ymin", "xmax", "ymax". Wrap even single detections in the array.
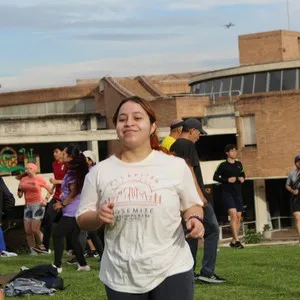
[{"xmin": 10, "ymin": 264, "xmax": 64, "ymax": 290}]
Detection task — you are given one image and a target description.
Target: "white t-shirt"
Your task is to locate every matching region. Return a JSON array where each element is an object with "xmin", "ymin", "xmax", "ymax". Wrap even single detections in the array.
[{"xmin": 76, "ymin": 150, "xmax": 203, "ymax": 294}]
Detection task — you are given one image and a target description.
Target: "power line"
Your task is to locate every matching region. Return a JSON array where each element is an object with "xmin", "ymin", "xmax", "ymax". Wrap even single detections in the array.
[{"xmin": 286, "ymin": 0, "xmax": 291, "ymax": 30}]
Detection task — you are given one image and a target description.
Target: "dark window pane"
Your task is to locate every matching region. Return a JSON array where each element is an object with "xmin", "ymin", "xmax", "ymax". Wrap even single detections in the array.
[
  {"xmin": 205, "ymin": 81, "xmax": 213, "ymax": 95},
  {"xmin": 194, "ymin": 83, "xmax": 201, "ymax": 93},
  {"xmin": 282, "ymin": 69, "xmax": 296, "ymax": 90},
  {"xmin": 231, "ymin": 76, "xmax": 242, "ymax": 95},
  {"xmin": 269, "ymin": 71, "xmax": 281, "ymax": 91},
  {"xmin": 199, "ymin": 82, "xmax": 206, "ymax": 94},
  {"xmin": 212, "ymin": 79, "xmax": 222, "ymax": 96},
  {"xmin": 221, "ymin": 77, "xmax": 231, "ymax": 96},
  {"xmin": 254, "ymin": 72, "xmax": 267, "ymax": 93},
  {"xmin": 243, "ymin": 74, "xmax": 254, "ymax": 94}
]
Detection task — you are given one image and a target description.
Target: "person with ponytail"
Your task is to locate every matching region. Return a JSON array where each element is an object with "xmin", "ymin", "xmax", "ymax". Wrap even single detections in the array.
[
  {"xmin": 52, "ymin": 144, "xmax": 90, "ymax": 273},
  {"xmin": 76, "ymin": 96, "xmax": 204, "ymax": 300}
]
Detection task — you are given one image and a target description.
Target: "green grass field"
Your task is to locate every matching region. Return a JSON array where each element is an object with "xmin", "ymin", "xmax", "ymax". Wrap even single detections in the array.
[{"xmin": 1, "ymin": 245, "xmax": 300, "ymax": 299}]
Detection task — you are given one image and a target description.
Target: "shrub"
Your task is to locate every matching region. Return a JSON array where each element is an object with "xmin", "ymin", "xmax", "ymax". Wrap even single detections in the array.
[{"xmin": 242, "ymin": 229, "xmax": 263, "ymax": 244}]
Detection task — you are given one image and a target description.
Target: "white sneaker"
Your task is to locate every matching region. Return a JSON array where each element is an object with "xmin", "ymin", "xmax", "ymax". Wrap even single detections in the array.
[
  {"xmin": 52, "ymin": 264, "xmax": 63, "ymax": 274},
  {"xmin": 1, "ymin": 251, "xmax": 18, "ymax": 257},
  {"xmin": 30, "ymin": 248, "xmax": 38, "ymax": 256},
  {"xmin": 77, "ymin": 265, "xmax": 91, "ymax": 272}
]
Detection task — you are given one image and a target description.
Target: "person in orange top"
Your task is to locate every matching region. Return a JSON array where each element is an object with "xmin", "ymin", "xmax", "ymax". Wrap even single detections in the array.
[{"xmin": 17, "ymin": 163, "xmax": 52, "ymax": 255}]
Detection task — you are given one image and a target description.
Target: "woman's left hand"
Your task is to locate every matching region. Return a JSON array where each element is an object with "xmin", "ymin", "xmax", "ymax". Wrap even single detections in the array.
[
  {"xmin": 53, "ymin": 202, "xmax": 63, "ymax": 212},
  {"xmin": 185, "ymin": 218, "xmax": 205, "ymax": 239}
]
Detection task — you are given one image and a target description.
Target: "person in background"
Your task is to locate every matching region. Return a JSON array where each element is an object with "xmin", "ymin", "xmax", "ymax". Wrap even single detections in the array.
[
  {"xmin": 66, "ymin": 150, "xmax": 103, "ymax": 265},
  {"xmin": 43, "ymin": 145, "xmax": 66, "ymax": 253},
  {"xmin": 213, "ymin": 144, "xmax": 246, "ymax": 249},
  {"xmin": 0, "ymin": 177, "xmax": 17, "ymax": 258},
  {"xmin": 171, "ymin": 118, "xmax": 225, "ymax": 284},
  {"xmin": 77, "ymin": 96, "xmax": 204, "ymax": 300},
  {"xmin": 285, "ymin": 155, "xmax": 300, "ymax": 244},
  {"xmin": 52, "ymin": 145, "xmax": 90, "ymax": 273},
  {"xmin": 160, "ymin": 119, "xmax": 184, "ymax": 151},
  {"xmin": 82, "ymin": 150, "xmax": 104, "ymax": 260},
  {"xmin": 17, "ymin": 163, "xmax": 52, "ymax": 255}
]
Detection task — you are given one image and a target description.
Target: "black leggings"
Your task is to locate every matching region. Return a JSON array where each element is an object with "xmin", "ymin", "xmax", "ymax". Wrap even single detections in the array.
[
  {"xmin": 105, "ymin": 269, "xmax": 194, "ymax": 300},
  {"xmin": 53, "ymin": 216, "xmax": 87, "ymax": 268}
]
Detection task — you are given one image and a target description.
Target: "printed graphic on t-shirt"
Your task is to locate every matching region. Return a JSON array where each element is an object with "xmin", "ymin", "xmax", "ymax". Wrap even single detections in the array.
[{"xmin": 103, "ymin": 172, "xmax": 162, "ymax": 221}]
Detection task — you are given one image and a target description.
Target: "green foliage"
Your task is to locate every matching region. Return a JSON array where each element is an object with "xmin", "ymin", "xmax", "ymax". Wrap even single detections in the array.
[{"xmin": 242, "ymin": 229, "xmax": 263, "ymax": 244}]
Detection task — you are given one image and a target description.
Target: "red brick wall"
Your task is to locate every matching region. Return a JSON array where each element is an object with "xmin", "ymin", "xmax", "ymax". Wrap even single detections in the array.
[
  {"xmin": 238, "ymin": 30, "xmax": 300, "ymax": 66},
  {"xmin": 235, "ymin": 91, "xmax": 300, "ymax": 178}
]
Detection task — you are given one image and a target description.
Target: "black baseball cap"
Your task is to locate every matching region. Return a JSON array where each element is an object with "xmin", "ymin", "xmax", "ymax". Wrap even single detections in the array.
[
  {"xmin": 295, "ymin": 155, "xmax": 300, "ymax": 163},
  {"xmin": 183, "ymin": 118, "xmax": 207, "ymax": 135}
]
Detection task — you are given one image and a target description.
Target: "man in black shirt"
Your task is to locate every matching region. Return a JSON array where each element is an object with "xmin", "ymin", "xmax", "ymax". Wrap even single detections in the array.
[
  {"xmin": 171, "ymin": 118, "xmax": 225, "ymax": 284},
  {"xmin": 213, "ymin": 144, "xmax": 246, "ymax": 248}
]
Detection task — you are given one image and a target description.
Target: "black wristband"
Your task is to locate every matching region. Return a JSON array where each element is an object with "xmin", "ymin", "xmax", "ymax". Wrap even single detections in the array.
[{"xmin": 186, "ymin": 215, "xmax": 204, "ymax": 224}]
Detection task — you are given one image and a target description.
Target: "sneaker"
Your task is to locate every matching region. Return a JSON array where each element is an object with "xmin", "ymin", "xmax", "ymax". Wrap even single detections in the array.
[
  {"xmin": 30, "ymin": 248, "xmax": 38, "ymax": 255},
  {"xmin": 197, "ymin": 273, "xmax": 226, "ymax": 284},
  {"xmin": 1, "ymin": 251, "xmax": 18, "ymax": 257},
  {"xmin": 229, "ymin": 241, "xmax": 236, "ymax": 248},
  {"xmin": 235, "ymin": 241, "xmax": 244, "ymax": 249},
  {"xmin": 52, "ymin": 264, "xmax": 63, "ymax": 274},
  {"xmin": 77, "ymin": 265, "xmax": 91, "ymax": 272},
  {"xmin": 66, "ymin": 257, "xmax": 78, "ymax": 265},
  {"xmin": 31, "ymin": 246, "xmax": 49, "ymax": 254}
]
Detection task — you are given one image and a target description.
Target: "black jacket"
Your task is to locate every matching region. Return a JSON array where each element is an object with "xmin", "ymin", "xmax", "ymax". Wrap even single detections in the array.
[{"xmin": 0, "ymin": 176, "xmax": 15, "ymax": 223}]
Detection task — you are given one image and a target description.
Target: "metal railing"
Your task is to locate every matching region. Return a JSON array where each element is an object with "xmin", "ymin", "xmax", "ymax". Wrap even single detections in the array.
[
  {"xmin": 218, "ymin": 216, "xmax": 294, "ymax": 240},
  {"xmin": 195, "ymin": 90, "xmax": 242, "ymax": 104}
]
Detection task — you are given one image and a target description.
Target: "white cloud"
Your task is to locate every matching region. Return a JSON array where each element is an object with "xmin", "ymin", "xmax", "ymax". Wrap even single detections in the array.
[
  {"xmin": 0, "ymin": 51, "xmax": 237, "ymax": 92},
  {"xmin": 169, "ymin": 0, "xmax": 281, "ymax": 10}
]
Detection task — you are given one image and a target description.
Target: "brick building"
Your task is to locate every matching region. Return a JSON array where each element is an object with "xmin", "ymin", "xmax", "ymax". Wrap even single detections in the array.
[
  {"xmin": 190, "ymin": 29, "xmax": 300, "ymax": 233},
  {"xmin": 1, "ymin": 29, "xmax": 299, "ymax": 238}
]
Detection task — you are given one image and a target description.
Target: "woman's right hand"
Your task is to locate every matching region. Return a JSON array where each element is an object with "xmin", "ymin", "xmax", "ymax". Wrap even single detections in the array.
[{"xmin": 98, "ymin": 203, "xmax": 114, "ymax": 225}]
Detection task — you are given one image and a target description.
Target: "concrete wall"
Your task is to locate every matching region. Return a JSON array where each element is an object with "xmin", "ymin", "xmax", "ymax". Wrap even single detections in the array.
[{"xmin": 235, "ymin": 90, "xmax": 300, "ymax": 178}]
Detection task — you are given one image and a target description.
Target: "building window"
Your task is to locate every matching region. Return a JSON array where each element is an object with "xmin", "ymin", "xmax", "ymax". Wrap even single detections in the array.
[
  {"xmin": 231, "ymin": 76, "xmax": 242, "ymax": 95},
  {"xmin": 269, "ymin": 70, "xmax": 282, "ymax": 91},
  {"xmin": 243, "ymin": 74, "xmax": 254, "ymax": 94},
  {"xmin": 242, "ymin": 115, "xmax": 257, "ymax": 147},
  {"xmin": 221, "ymin": 77, "xmax": 231, "ymax": 96},
  {"xmin": 282, "ymin": 69, "xmax": 296, "ymax": 90},
  {"xmin": 212, "ymin": 79, "xmax": 222, "ymax": 97},
  {"xmin": 199, "ymin": 82, "xmax": 206, "ymax": 94},
  {"xmin": 254, "ymin": 72, "xmax": 267, "ymax": 93},
  {"xmin": 205, "ymin": 81, "xmax": 213, "ymax": 96}
]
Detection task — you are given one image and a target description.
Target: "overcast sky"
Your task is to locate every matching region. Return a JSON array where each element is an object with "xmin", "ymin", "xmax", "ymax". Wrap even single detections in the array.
[{"xmin": 0, "ymin": 0, "xmax": 299, "ymax": 92}]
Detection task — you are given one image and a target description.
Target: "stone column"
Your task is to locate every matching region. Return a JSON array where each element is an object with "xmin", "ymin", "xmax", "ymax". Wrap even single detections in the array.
[
  {"xmin": 254, "ymin": 179, "xmax": 268, "ymax": 232},
  {"xmin": 87, "ymin": 115, "xmax": 99, "ymax": 162}
]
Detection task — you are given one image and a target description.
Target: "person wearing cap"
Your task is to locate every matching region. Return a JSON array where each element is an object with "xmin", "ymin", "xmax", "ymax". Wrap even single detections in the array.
[
  {"xmin": 17, "ymin": 163, "xmax": 53, "ymax": 255},
  {"xmin": 213, "ymin": 144, "xmax": 246, "ymax": 249},
  {"xmin": 170, "ymin": 118, "xmax": 225, "ymax": 284},
  {"xmin": 83, "ymin": 150, "xmax": 97, "ymax": 168},
  {"xmin": 160, "ymin": 119, "xmax": 184, "ymax": 151},
  {"xmin": 285, "ymin": 155, "xmax": 300, "ymax": 243}
]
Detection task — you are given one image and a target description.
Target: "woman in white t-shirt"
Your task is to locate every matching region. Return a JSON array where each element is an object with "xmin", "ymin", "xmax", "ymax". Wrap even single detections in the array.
[{"xmin": 76, "ymin": 96, "xmax": 204, "ymax": 300}]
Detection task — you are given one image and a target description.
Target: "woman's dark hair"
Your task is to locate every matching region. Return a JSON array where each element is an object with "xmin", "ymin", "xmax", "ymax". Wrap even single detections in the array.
[
  {"xmin": 65, "ymin": 144, "xmax": 89, "ymax": 195},
  {"xmin": 112, "ymin": 96, "xmax": 169, "ymax": 153}
]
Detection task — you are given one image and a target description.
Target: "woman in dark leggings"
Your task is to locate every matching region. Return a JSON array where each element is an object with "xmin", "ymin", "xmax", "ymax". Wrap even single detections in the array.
[{"xmin": 52, "ymin": 144, "xmax": 90, "ymax": 273}]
